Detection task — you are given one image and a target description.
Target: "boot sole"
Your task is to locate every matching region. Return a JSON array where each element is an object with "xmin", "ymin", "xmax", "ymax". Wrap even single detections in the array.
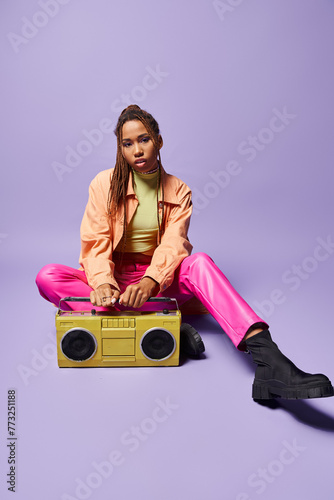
[{"xmin": 252, "ymin": 379, "xmax": 334, "ymax": 400}]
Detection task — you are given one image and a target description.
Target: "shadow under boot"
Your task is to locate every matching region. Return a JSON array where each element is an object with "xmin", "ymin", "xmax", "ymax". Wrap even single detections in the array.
[{"xmin": 245, "ymin": 330, "xmax": 334, "ymax": 400}]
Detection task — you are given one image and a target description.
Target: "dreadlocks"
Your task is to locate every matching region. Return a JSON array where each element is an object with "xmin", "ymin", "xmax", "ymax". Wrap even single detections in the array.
[{"xmin": 107, "ymin": 104, "xmax": 165, "ymax": 255}]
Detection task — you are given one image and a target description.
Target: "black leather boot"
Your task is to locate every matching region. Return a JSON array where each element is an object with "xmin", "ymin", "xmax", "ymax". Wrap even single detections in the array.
[{"xmin": 245, "ymin": 329, "xmax": 334, "ymax": 400}]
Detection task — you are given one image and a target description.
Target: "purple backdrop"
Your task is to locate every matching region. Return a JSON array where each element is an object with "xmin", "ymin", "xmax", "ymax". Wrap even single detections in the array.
[{"xmin": 1, "ymin": 1, "xmax": 334, "ymax": 499}]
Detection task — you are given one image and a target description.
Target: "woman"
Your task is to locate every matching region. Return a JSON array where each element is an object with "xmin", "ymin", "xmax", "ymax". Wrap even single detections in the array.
[{"xmin": 36, "ymin": 104, "xmax": 333, "ymax": 400}]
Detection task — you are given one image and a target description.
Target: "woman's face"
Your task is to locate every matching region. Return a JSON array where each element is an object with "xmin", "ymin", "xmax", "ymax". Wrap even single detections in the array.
[{"xmin": 121, "ymin": 120, "xmax": 162, "ymax": 173}]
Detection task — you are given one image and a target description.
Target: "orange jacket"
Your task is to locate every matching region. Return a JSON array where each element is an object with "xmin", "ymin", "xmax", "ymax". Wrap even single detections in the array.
[{"xmin": 79, "ymin": 166, "xmax": 193, "ymax": 292}]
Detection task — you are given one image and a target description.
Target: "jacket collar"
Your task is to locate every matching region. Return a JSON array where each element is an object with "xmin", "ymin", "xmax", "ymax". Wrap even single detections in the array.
[{"xmin": 126, "ymin": 165, "xmax": 179, "ymax": 205}]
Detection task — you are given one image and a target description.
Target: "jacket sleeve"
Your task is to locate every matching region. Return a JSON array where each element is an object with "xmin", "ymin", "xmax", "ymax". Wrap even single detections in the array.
[
  {"xmin": 143, "ymin": 185, "xmax": 193, "ymax": 292},
  {"xmin": 79, "ymin": 174, "xmax": 120, "ymax": 291}
]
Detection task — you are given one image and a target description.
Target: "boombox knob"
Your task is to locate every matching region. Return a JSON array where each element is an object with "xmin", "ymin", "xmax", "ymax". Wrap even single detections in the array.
[
  {"xmin": 91, "ymin": 309, "xmax": 96, "ymax": 316},
  {"xmin": 163, "ymin": 309, "xmax": 169, "ymax": 315}
]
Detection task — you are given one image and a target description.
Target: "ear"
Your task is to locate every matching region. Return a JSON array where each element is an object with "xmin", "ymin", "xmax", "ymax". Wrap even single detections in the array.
[{"xmin": 157, "ymin": 135, "xmax": 163, "ymax": 150}]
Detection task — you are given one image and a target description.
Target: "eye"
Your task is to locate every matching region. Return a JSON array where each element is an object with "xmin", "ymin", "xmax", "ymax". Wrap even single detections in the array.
[
  {"xmin": 140, "ymin": 136, "xmax": 150, "ymax": 144},
  {"xmin": 122, "ymin": 142, "xmax": 132, "ymax": 148}
]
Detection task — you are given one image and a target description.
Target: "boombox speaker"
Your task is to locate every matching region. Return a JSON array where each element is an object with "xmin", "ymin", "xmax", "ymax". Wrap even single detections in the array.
[{"xmin": 56, "ymin": 297, "xmax": 181, "ymax": 367}]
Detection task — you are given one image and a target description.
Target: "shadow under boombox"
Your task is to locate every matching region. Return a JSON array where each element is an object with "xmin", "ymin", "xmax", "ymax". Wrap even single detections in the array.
[{"xmin": 56, "ymin": 297, "xmax": 186, "ymax": 367}]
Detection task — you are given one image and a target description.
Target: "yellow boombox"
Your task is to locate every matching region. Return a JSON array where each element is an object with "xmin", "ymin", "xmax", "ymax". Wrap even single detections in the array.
[{"xmin": 56, "ymin": 297, "xmax": 185, "ymax": 367}]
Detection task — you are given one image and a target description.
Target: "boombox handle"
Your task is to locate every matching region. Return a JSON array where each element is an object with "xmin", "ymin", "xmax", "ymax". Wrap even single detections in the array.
[{"xmin": 58, "ymin": 296, "xmax": 179, "ymax": 314}]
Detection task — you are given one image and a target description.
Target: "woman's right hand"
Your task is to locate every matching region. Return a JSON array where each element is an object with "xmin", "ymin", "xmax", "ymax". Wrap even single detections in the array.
[{"xmin": 90, "ymin": 284, "xmax": 120, "ymax": 307}]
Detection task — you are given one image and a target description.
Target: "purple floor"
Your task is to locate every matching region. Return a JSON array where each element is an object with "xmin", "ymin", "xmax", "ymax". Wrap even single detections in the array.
[
  {"xmin": 2, "ymin": 1, "xmax": 334, "ymax": 499},
  {"xmin": 2, "ymin": 237, "xmax": 334, "ymax": 500}
]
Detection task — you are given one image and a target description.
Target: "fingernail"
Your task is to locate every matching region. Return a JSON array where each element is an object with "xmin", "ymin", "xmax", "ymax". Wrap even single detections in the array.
[{"xmin": 111, "ymin": 298, "xmax": 116, "ymax": 304}]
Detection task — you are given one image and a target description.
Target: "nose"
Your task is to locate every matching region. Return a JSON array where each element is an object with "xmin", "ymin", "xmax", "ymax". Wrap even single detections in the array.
[{"xmin": 134, "ymin": 142, "xmax": 143, "ymax": 156}]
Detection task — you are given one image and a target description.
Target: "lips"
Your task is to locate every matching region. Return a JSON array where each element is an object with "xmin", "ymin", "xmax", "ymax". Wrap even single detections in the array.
[{"xmin": 134, "ymin": 159, "xmax": 147, "ymax": 166}]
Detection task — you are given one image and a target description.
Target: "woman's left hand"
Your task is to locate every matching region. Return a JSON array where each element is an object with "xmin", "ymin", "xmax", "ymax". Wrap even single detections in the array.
[{"xmin": 119, "ymin": 277, "xmax": 159, "ymax": 308}]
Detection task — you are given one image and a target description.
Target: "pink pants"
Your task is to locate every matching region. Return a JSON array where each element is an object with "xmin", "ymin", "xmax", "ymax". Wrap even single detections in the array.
[{"xmin": 35, "ymin": 252, "xmax": 267, "ymax": 349}]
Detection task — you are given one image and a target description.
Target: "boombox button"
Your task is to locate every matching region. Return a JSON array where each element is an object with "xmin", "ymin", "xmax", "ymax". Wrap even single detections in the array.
[{"xmin": 163, "ymin": 309, "xmax": 169, "ymax": 315}]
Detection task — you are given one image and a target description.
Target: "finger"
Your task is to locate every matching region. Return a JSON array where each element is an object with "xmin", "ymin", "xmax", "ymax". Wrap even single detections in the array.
[
  {"xmin": 131, "ymin": 283, "xmax": 150, "ymax": 308},
  {"xmin": 97, "ymin": 289, "xmax": 109, "ymax": 307},
  {"xmin": 111, "ymin": 290, "xmax": 120, "ymax": 306},
  {"xmin": 120, "ymin": 290, "xmax": 130, "ymax": 307},
  {"xmin": 105, "ymin": 291, "xmax": 119, "ymax": 307},
  {"xmin": 136, "ymin": 292, "xmax": 150, "ymax": 308},
  {"xmin": 101, "ymin": 285, "xmax": 114, "ymax": 306},
  {"xmin": 103, "ymin": 290, "xmax": 114, "ymax": 307},
  {"xmin": 90, "ymin": 291, "xmax": 97, "ymax": 305},
  {"xmin": 106, "ymin": 286, "xmax": 116, "ymax": 307},
  {"xmin": 130, "ymin": 288, "xmax": 144, "ymax": 308},
  {"xmin": 132, "ymin": 291, "xmax": 142, "ymax": 308},
  {"xmin": 100, "ymin": 294, "xmax": 111, "ymax": 307},
  {"xmin": 120, "ymin": 286, "xmax": 135, "ymax": 307},
  {"xmin": 118, "ymin": 292, "xmax": 126, "ymax": 306},
  {"xmin": 95, "ymin": 294, "xmax": 103, "ymax": 307},
  {"xmin": 132, "ymin": 289, "xmax": 147, "ymax": 308}
]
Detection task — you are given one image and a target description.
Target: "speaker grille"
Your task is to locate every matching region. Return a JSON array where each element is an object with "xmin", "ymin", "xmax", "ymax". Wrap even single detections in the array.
[
  {"xmin": 140, "ymin": 328, "xmax": 176, "ymax": 361},
  {"xmin": 61, "ymin": 328, "xmax": 97, "ymax": 362}
]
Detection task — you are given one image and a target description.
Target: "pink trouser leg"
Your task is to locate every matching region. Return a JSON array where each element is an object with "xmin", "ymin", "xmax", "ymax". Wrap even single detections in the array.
[
  {"xmin": 35, "ymin": 264, "xmax": 101, "ymax": 311},
  {"xmin": 165, "ymin": 253, "xmax": 268, "ymax": 349}
]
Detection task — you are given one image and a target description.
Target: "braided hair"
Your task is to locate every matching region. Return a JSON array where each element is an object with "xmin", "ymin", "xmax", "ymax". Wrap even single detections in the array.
[{"xmin": 107, "ymin": 105, "xmax": 165, "ymax": 254}]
